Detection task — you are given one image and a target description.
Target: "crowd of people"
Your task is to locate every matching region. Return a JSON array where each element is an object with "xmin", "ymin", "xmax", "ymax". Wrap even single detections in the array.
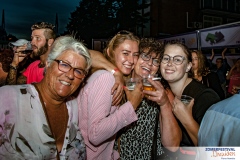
[{"xmin": 0, "ymin": 21, "xmax": 240, "ymax": 160}]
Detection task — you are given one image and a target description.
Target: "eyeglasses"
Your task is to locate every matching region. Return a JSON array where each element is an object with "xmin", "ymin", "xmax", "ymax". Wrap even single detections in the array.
[
  {"xmin": 53, "ymin": 59, "xmax": 87, "ymax": 79},
  {"xmin": 141, "ymin": 53, "xmax": 160, "ymax": 66},
  {"xmin": 161, "ymin": 54, "xmax": 185, "ymax": 65}
]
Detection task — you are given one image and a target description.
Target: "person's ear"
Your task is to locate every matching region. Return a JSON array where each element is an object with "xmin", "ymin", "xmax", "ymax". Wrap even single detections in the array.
[
  {"xmin": 107, "ymin": 48, "xmax": 110, "ymax": 56},
  {"xmin": 48, "ymin": 39, "xmax": 54, "ymax": 47},
  {"xmin": 186, "ymin": 62, "xmax": 192, "ymax": 72}
]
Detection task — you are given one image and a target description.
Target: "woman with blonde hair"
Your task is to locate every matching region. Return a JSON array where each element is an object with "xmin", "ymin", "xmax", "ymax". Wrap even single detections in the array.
[{"xmin": 77, "ymin": 30, "xmax": 143, "ymax": 160}]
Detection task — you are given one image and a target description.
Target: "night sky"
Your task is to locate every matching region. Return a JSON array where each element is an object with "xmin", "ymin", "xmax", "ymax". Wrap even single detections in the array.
[{"xmin": 0, "ymin": 0, "xmax": 80, "ymax": 40}]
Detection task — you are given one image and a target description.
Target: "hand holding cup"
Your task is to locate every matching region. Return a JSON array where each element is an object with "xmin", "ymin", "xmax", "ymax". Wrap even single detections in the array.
[{"xmin": 142, "ymin": 74, "xmax": 161, "ymax": 91}]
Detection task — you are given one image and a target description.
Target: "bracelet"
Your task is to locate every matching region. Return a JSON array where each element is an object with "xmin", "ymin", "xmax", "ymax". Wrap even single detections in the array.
[
  {"xmin": 9, "ymin": 64, "xmax": 18, "ymax": 70},
  {"xmin": 111, "ymin": 68, "xmax": 119, "ymax": 75}
]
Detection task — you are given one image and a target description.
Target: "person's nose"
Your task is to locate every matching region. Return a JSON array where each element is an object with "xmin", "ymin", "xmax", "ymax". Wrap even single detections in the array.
[
  {"xmin": 127, "ymin": 55, "xmax": 134, "ymax": 64},
  {"xmin": 167, "ymin": 58, "xmax": 173, "ymax": 66},
  {"xmin": 147, "ymin": 58, "xmax": 153, "ymax": 66},
  {"xmin": 31, "ymin": 39, "xmax": 36, "ymax": 46},
  {"xmin": 65, "ymin": 68, "xmax": 74, "ymax": 80}
]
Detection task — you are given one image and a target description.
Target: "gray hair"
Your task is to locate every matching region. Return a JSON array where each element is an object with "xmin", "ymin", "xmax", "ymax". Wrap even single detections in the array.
[{"xmin": 47, "ymin": 35, "xmax": 92, "ymax": 72}]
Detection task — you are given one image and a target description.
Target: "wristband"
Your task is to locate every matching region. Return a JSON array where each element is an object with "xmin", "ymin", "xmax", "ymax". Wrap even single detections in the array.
[
  {"xmin": 9, "ymin": 64, "xmax": 18, "ymax": 70},
  {"xmin": 111, "ymin": 68, "xmax": 119, "ymax": 75}
]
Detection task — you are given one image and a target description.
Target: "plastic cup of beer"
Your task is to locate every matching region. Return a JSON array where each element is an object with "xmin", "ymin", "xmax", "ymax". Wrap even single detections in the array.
[
  {"xmin": 23, "ymin": 42, "xmax": 33, "ymax": 54},
  {"xmin": 125, "ymin": 78, "xmax": 139, "ymax": 91},
  {"xmin": 178, "ymin": 95, "xmax": 193, "ymax": 106},
  {"xmin": 142, "ymin": 74, "xmax": 160, "ymax": 91}
]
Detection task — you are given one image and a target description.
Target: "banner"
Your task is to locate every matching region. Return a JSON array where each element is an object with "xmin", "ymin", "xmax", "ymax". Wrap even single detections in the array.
[
  {"xmin": 157, "ymin": 32, "xmax": 198, "ymax": 49},
  {"xmin": 200, "ymin": 25, "xmax": 240, "ymax": 49},
  {"xmin": 167, "ymin": 147, "xmax": 240, "ymax": 160},
  {"xmin": 196, "ymin": 147, "xmax": 240, "ymax": 160}
]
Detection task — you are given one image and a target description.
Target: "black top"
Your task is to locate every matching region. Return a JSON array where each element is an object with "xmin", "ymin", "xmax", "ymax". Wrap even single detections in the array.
[
  {"xmin": 201, "ymin": 72, "xmax": 225, "ymax": 100},
  {"xmin": 208, "ymin": 58, "xmax": 230, "ymax": 84},
  {"xmin": 180, "ymin": 80, "xmax": 220, "ymax": 146}
]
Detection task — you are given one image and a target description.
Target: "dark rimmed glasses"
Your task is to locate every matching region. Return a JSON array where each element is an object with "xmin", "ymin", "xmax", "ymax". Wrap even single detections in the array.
[
  {"xmin": 141, "ymin": 53, "xmax": 160, "ymax": 67},
  {"xmin": 161, "ymin": 54, "xmax": 185, "ymax": 65},
  {"xmin": 53, "ymin": 59, "xmax": 86, "ymax": 79}
]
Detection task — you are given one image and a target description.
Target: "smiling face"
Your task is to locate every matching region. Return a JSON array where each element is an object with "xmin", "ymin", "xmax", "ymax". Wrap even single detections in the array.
[
  {"xmin": 134, "ymin": 49, "xmax": 160, "ymax": 77},
  {"xmin": 113, "ymin": 39, "xmax": 139, "ymax": 75},
  {"xmin": 160, "ymin": 44, "xmax": 192, "ymax": 83},
  {"xmin": 44, "ymin": 49, "xmax": 87, "ymax": 98}
]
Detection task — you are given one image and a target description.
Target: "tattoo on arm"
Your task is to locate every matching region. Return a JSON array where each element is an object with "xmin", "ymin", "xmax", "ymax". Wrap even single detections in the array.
[
  {"xmin": 17, "ymin": 75, "xmax": 27, "ymax": 84},
  {"xmin": 6, "ymin": 68, "xmax": 17, "ymax": 85}
]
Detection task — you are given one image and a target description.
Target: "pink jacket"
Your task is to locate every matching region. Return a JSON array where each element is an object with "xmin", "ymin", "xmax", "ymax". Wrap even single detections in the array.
[{"xmin": 77, "ymin": 70, "xmax": 138, "ymax": 160}]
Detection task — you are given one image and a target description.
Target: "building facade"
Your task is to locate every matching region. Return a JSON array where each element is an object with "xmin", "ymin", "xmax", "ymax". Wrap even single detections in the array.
[{"xmin": 149, "ymin": 0, "xmax": 240, "ymax": 37}]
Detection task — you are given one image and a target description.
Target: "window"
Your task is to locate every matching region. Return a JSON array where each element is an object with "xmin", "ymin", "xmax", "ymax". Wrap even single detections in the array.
[
  {"xmin": 213, "ymin": 0, "xmax": 222, "ymax": 9},
  {"xmin": 203, "ymin": 15, "xmax": 222, "ymax": 28},
  {"xmin": 202, "ymin": 0, "xmax": 240, "ymax": 12},
  {"xmin": 228, "ymin": 0, "xmax": 235, "ymax": 11},
  {"xmin": 203, "ymin": 0, "xmax": 213, "ymax": 8}
]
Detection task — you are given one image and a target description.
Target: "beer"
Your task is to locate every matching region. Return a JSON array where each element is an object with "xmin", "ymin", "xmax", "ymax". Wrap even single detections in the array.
[
  {"xmin": 22, "ymin": 49, "xmax": 33, "ymax": 54},
  {"xmin": 143, "ymin": 82, "xmax": 155, "ymax": 91}
]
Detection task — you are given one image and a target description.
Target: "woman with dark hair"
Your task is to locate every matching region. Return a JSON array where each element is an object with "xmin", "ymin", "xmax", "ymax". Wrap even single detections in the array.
[
  {"xmin": 116, "ymin": 38, "xmax": 181, "ymax": 160},
  {"xmin": 191, "ymin": 50, "xmax": 225, "ymax": 99},
  {"xmin": 160, "ymin": 42, "xmax": 220, "ymax": 159},
  {"xmin": 227, "ymin": 58, "xmax": 240, "ymax": 96}
]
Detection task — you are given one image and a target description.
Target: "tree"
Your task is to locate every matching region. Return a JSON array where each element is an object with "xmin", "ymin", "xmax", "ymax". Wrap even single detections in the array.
[{"xmin": 66, "ymin": 0, "xmax": 150, "ymax": 48}]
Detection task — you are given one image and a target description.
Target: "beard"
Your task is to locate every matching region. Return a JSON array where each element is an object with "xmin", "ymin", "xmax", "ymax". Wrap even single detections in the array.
[{"xmin": 33, "ymin": 42, "xmax": 49, "ymax": 57}]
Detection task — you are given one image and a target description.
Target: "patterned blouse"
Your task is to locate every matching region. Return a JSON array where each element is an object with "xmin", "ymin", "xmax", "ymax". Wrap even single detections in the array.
[
  {"xmin": 115, "ymin": 99, "xmax": 164, "ymax": 160},
  {"xmin": 0, "ymin": 84, "xmax": 86, "ymax": 160}
]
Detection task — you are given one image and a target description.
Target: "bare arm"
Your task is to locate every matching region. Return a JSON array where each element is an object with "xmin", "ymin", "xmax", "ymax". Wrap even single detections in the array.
[
  {"xmin": 210, "ymin": 49, "xmax": 214, "ymax": 60},
  {"xmin": 221, "ymin": 48, "xmax": 227, "ymax": 59},
  {"xmin": 89, "ymin": 50, "xmax": 124, "ymax": 106},
  {"xmin": 143, "ymin": 80, "xmax": 181, "ymax": 151},
  {"xmin": 17, "ymin": 74, "xmax": 27, "ymax": 84},
  {"xmin": 172, "ymin": 98, "xmax": 198, "ymax": 146},
  {"xmin": 6, "ymin": 67, "xmax": 18, "ymax": 85},
  {"xmin": 159, "ymin": 89, "xmax": 181, "ymax": 151},
  {"xmin": 6, "ymin": 50, "xmax": 28, "ymax": 85},
  {"xmin": 181, "ymin": 116, "xmax": 199, "ymax": 146}
]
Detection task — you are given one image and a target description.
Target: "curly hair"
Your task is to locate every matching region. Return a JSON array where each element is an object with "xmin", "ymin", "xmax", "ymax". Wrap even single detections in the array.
[
  {"xmin": 31, "ymin": 22, "xmax": 56, "ymax": 40},
  {"xmin": 139, "ymin": 38, "xmax": 170, "ymax": 89},
  {"xmin": 139, "ymin": 37, "xmax": 163, "ymax": 76},
  {"xmin": 139, "ymin": 38, "xmax": 163, "ymax": 56}
]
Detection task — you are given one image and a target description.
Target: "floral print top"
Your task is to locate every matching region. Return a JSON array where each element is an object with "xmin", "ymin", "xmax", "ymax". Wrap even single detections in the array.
[{"xmin": 0, "ymin": 84, "xmax": 86, "ymax": 160}]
